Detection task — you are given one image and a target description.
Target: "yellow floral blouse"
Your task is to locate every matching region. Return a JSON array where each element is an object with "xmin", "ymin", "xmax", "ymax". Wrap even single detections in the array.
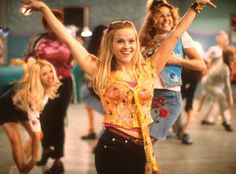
[
  {"xmin": 100, "ymin": 59, "xmax": 159, "ymax": 173},
  {"xmin": 100, "ymin": 59, "xmax": 156, "ymax": 129},
  {"xmin": 88, "ymin": 54, "xmax": 159, "ymax": 173}
]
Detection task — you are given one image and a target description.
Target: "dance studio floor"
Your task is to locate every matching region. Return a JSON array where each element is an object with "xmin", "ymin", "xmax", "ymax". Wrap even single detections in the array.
[{"xmin": 1, "ymin": 85, "xmax": 236, "ymax": 174}]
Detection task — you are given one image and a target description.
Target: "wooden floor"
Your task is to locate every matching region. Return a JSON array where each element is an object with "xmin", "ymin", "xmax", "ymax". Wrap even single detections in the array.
[{"xmin": 1, "ymin": 85, "xmax": 236, "ymax": 174}]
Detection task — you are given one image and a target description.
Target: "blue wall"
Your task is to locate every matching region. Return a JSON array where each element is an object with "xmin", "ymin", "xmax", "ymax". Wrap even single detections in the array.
[{"xmin": 1, "ymin": 0, "xmax": 236, "ymax": 58}]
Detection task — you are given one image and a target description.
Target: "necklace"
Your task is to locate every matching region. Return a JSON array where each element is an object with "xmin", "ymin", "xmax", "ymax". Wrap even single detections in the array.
[{"xmin": 142, "ymin": 34, "xmax": 167, "ymax": 58}]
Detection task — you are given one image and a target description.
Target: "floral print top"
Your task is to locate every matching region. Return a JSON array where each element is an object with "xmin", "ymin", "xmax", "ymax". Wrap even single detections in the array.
[
  {"xmin": 100, "ymin": 59, "xmax": 156, "ymax": 129},
  {"xmin": 88, "ymin": 54, "xmax": 159, "ymax": 173}
]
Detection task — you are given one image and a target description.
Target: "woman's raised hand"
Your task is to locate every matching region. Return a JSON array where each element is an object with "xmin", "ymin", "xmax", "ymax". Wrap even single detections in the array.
[
  {"xmin": 196, "ymin": 0, "xmax": 216, "ymax": 8},
  {"xmin": 21, "ymin": 0, "xmax": 45, "ymax": 13}
]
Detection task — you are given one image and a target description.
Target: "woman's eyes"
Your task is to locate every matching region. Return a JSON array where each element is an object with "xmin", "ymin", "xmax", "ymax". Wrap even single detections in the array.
[
  {"xmin": 116, "ymin": 39, "xmax": 135, "ymax": 44},
  {"xmin": 129, "ymin": 39, "xmax": 135, "ymax": 43},
  {"xmin": 117, "ymin": 40, "xmax": 123, "ymax": 43},
  {"xmin": 156, "ymin": 13, "xmax": 172, "ymax": 18}
]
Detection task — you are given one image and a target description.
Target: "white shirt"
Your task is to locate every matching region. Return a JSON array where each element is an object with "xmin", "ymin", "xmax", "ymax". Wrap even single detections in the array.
[
  {"xmin": 27, "ymin": 96, "xmax": 48, "ymax": 132},
  {"xmin": 13, "ymin": 93, "xmax": 49, "ymax": 132}
]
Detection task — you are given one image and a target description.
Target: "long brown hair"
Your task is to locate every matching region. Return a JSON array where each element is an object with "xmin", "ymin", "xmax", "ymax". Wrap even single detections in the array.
[
  {"xmin": 223, "ymin": 46, "xmax": 236, "ymax": 74},
  {"xmin": 139, "ymin": 0, "xmax": 179, "ymax": 47}
]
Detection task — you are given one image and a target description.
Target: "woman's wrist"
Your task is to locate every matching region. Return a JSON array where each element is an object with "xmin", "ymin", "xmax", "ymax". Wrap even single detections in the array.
[
  {"xmin": 39, "ymin": 3, "xmax": 47, "ymax": 12},
  {"xmin": 190, "ymin": 1, "xmax": 205, "ymax": 14},
  {"xmin": 178, "ymin": 59, "xmax": 182, "ymax": 66}
]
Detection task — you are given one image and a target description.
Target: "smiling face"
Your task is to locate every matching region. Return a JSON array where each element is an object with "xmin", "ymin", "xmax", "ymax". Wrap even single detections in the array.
[
  {"xmin": 40, "ymin": 65, "xmax": 54, "ymax": 88},
  {"xmin": 153, "ymin": 6, "xmax": 174, "ymax": 34},
  {"xmin": 112, "ymin": 28, "xmax": 137, "ymax": 68}
]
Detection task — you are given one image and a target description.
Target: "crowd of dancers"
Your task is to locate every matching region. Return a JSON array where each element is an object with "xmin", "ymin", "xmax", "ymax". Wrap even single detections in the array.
[{"xmin": 1, "ymin": 0, "xmax": 235, "ymax": 174}]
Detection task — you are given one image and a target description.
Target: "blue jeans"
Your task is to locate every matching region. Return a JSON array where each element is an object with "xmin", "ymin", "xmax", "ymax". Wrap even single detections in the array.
[
  {"xmin": 80, "ymin": 83, "xmax": 104, "ymax": 114},
  {"xmin": 150, "ymin": 89, "xmax": 182, "ymax": 140}
]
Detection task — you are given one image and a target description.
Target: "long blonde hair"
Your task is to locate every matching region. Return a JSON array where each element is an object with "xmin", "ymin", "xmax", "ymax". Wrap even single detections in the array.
[
  {"xmin": 139, "ymin": 0, "xmax": 179, "ymax": 47},
  {"xmin": 92, "ymin": 21, "xmax": 145, "ymax": 95},
  {"xmin": 14, "ymin": 59, "xmax": 61, "ymax": 112}
]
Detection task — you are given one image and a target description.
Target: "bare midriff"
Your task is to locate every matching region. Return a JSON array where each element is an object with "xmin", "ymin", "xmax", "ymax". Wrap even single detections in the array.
[{"xmin": 105, "ymin": 123, "xmax": 143, "ymax": 139}]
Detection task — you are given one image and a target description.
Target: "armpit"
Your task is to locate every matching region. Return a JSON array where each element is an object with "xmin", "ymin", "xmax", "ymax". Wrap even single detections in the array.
[
  {"xmin": 83, "ymin": 54, "xmax": 99, "ymax": 76},
  {"xmin": 85, "ymin": 54, "xmax": 99, "ymax": 66}
]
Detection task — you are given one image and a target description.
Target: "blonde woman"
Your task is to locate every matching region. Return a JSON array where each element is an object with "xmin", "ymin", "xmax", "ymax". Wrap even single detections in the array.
[
  {"xmin": 23, "ymin": 9, "xmax": 74, "ymax": 172},
  {"xmin": 0, "ymin": 59, "xmax": 60, "ymax": 174},
  {"xmin": 22, "ymin": 0, "xmax": 216, "ymax": 173}
]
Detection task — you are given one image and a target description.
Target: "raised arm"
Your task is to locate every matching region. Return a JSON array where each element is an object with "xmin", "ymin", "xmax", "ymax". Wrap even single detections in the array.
[
  {"xmin": 152, "ymin": 0, "xmax": 216, "ymax": 74},
  {"xmin": 22, "ymin": 0, "xmax": 96, "ymax": 77}
]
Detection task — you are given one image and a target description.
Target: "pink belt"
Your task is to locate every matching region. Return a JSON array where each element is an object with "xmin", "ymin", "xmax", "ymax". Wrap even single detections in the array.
[{"xmin": 106, "ymin": 127, "xmax": 144, "ymax": 146}]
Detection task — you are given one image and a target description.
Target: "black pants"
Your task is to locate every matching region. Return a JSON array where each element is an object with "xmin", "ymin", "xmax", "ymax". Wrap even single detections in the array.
[
  {"xmin": 40, "ymin": 76, "xmax": 73, "ymax": 158},
  {"xmin": 95, "ymin": 130, "xmax": 146, "ymax": 174}
]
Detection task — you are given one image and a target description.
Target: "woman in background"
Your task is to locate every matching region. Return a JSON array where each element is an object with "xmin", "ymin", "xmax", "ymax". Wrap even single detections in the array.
[
  {"xmin": 139, "ymin": 0, "xmax": 206, "ymax": 144},
  {"xmin": 24, "ymin": 9, "xmax": 73, "ymax": 174},
  {"xmin": 0, "ymin": 59, "xmax": 60, "ymax": 174},
  {"xmin": 202, "ymin": 46, "xmax": 235, "ymax": 132},
  {"xmin": 199, "ymin": 31, "xmax": 230, "ymax": 124}
]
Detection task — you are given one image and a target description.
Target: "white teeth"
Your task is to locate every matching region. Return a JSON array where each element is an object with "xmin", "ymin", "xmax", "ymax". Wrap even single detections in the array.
[
  {"xmin": 163, "ymin": 23, "xmax": 169, "ymax": 27},
  {"xmin": 121, "ymin": 51, "xmax": 131, "ymax": 54}
]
